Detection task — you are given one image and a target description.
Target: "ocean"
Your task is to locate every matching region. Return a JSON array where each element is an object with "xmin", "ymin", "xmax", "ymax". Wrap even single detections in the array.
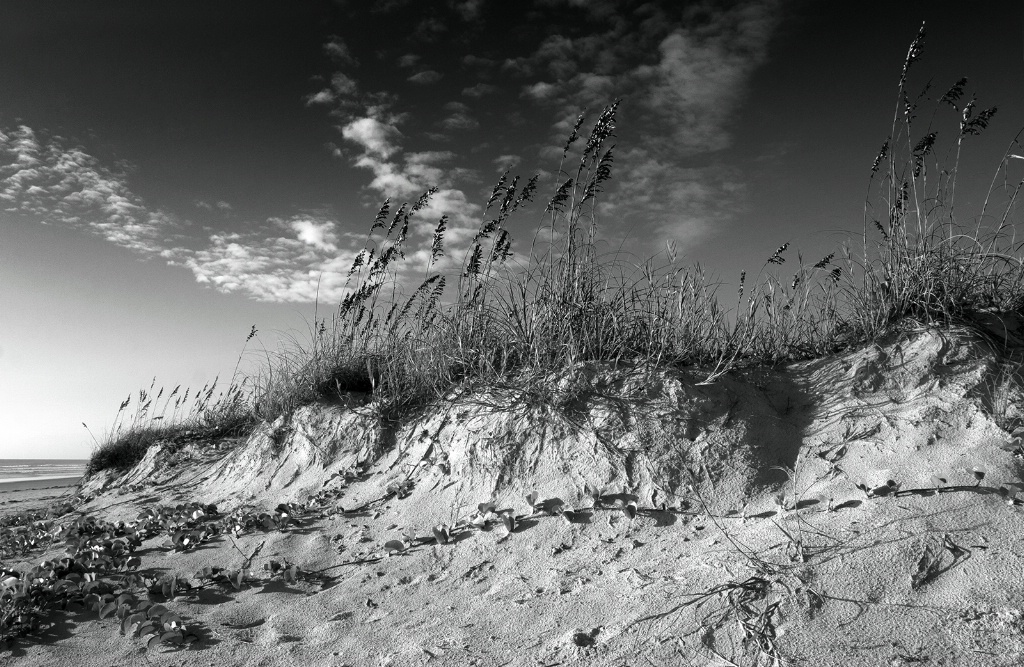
[{"xmin": 0, "ymin": 459, "xmax": 88, "ymax": 485}]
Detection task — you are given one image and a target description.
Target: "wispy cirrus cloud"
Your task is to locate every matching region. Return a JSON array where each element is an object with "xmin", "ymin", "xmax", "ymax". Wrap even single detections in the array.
[
  {"xmin": 174, "ymin": 216, "xmax": 360, "ymax": 302},
  {"xmin": 0, "ymin": 126, "xmax": 180, "ymax": 255},
  {"xmin": 0, "ymin": 125, "xmax": 369, "ymax": 303}
]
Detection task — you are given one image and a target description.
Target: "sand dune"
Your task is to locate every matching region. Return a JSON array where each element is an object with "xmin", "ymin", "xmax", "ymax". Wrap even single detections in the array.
[{"xmin": 3, "ymin": 324, "xmax": 1024, "ymax": 666}]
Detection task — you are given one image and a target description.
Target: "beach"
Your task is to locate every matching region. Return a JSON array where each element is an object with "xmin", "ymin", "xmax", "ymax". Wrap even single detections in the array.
[{"xmin": 0, "ymin": 476, "xmax": 81, "ymax": 518}]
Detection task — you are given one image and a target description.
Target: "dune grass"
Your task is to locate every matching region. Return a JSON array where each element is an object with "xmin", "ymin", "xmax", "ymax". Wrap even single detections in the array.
[
  {"xmin": 89, "ymin": 23, "xmax": 1024, "ymax": 475},
  {"xmin": 86, "ymin": 373, "xmax": 254, "ymax": 474}
]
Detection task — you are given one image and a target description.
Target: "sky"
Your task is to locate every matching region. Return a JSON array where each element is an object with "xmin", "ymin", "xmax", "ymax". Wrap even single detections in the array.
[{"xmin": 1, "ymin": 1, "xmax": 1023, "ymax": 459}]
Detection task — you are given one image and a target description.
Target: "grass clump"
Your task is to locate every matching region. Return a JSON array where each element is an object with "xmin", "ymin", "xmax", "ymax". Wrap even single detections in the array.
[
  {"xmin": 87, "ymin": 372, "xmax": 254, "ymax": 475},
  {"xmin": 91, "ymin": 23, "xmax": 1024, "ymax": 473}
]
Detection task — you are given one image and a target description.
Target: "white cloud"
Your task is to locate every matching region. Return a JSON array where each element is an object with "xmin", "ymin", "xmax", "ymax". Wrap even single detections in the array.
[
  {"xmin": 408, "ymin": 70, "xmax": 442, "ymax": 85},
  {"xmin": 305, "ymin": 88, "xmax": 335, "ymax": 106},
  {"xmin": 0, "ymin": 124, "xmax": 376, "ymax": 303},
  {"xmin": 286, "ymin": 216, "xmax": 338, "ymax": 252},
  {"xmin": 440, "ymin": 112, "xmax": 479, "ymax": 131},
  {"xmin": 178, "ymin": 230, "xmax": 357, "ymax": 303},
  {"xmin": 522, "ymin": 81, "xmax": 558, "ymax": 101},
  {"xmin": 0, "ymin": 126, "xmax": 178, "ymax": 255},
  {"xmin": 341, "ymin": 117, "xmax": 402, "ymax": 159},
  {"xmin": 323, "ymin": 36, "xmax": 357, "ymax": 64}
]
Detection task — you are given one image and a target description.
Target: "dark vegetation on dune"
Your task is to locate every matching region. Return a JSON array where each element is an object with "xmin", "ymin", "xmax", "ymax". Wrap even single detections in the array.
[{"xmin": 87, "ymin": 23, "xmax": 1023, "ymax": 476}]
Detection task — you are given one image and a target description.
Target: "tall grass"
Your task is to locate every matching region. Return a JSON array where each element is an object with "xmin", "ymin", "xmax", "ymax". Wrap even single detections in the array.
[
  {"xmin": 86, "ymin": 338, "xmax": 256, "ymax": 474},
  {"xmin": 89, "ymin": 23, "xmax": 1024, "ymax": 474},
  {"xmin": 847, "ymin": 23, "xmax": 1023, "ymax": 339}
]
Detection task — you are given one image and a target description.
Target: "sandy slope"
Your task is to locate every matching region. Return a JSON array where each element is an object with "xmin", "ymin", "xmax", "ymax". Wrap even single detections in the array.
[{"xmin": 4, "ymin": 324, "xmax": 1024, "ymax": 666}]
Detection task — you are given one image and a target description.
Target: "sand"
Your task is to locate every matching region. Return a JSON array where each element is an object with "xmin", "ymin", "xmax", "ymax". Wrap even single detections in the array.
[
  {"xmin": 0, "ymin": 478, "xmax": 80, "ymax": 516},
  {"xmin": 3, "ymin": 325, "xmax": 1024, "ymax": 666}
]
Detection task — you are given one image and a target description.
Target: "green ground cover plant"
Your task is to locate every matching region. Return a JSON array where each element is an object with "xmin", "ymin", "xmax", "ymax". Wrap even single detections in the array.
[{"xmin": 89, "ymin": 23, "xmax": 1024, "ymax": 477}]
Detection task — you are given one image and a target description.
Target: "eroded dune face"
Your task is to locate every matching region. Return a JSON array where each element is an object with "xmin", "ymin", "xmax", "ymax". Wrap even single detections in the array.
[
  {"xmin": 59, "ymin": 325, "xmax": 1024, "ymax": 666},
  {"xmin": 88, "ymin": 325, "xmax": 1019, "ymax": 514}
]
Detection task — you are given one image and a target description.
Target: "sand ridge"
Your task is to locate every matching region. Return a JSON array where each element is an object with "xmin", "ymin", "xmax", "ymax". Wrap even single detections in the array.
[{"xmin": 4, "ymin": 325, "xmax": 1024, "ymax": 666}]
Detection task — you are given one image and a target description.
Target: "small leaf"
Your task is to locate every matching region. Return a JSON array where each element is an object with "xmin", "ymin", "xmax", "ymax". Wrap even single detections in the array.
[
  {"xmin": 998, "ymin": 439, "xmax": 1020, "ymax": 452},
  {"xmin": 477, "ymin": 500, "xmax": 496, "ymax": 515},
  {"xmin": 623, "ymin": 501, "xmax": 637, "ymax": 520},
  {"xmin": 99, "ymin": 601, "xmax": 117, "ymax": 619},
  {"xmin": 869, "ymin": 483, "xmax": 893, "ymax": 497},
  {"xmin": 121, "ymin": 613, "xmax": 143, "ymax": 635},
  {"xmin": 161, "ymin": 629, "xmax": 184, "ymax": 645},
  {"xmin": 501, "ymin": 513, "xmax": 516, "ymax": 533},
  {"xmin": 971, "ymin": 465, "xmax": 987, "ymax": 482},
  {"xmin": 526, "ymin": 491, "xmax": 539, "ymax": 509},
  {"xmin": 147, "ymin": 604, "xmax": 169, "ymax": 619},
  {"xmin": 384, "ymin": 539, "xmax": 407, "ymax": 554},
  {"xmin": 931, "ymin": 475, "xmax": 947, "ymax": 488},
  {"xmin": 432, "ymin": 524, "xmax": 450, "ymax": 545}
]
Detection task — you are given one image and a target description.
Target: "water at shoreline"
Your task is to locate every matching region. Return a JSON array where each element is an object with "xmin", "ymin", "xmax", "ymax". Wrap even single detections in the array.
[{"xmin": 0, "ymin": 459, "xmax": 87, "ymax": 484}]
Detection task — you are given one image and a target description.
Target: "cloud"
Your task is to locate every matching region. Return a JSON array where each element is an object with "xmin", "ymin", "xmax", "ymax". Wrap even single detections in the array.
[
  {"xmin": 522, "ymin": 81, "xmax": 558, "ymax": 101},
  {"xmin": 284, "ymin": 216, "xmax": 339, "ymax": 252},
  {"xmin": 335, "ymin": 118, "xmax": 482, "ymax": 266},
  {"xmin": 452, "ymin": 0, "xmax": 484, "ymax": 21},
  {"xmin": 461, "ymin": 82, "xmax": 498, "ymax": 98},
  {"xmin": 516, "ymin": 1, "xmax": 780, "ymax": 157},
  {"xmin": 0, "ymin": 124, "xmax": 382, "ymax": 303},
  {"xmin": 413, "ymin": 17, "xmax": 447, "ymax": 42},
  {"xmin": 305, "ymin": 89, "xmax": 336, "ymax": 106},
  {"xmin": 0, "ymin": 126, "xmax": 179, "ymax": 255},
  {"xmin": 397, "ymin": 53, "xmax": 420, "ymax": 68},
  {"xmin": 462, "ymin": 54, "xmax": 495, "ymax": 69},
  {"xmin": 439, "ymin": 101, "xmax": 479, "ymax": 130},
  {"xmin": 305, "ymin": 72, "xmax": 359, "ymax": 107},
  {"xmin": 323, "ymin": 36, "xmax": 357, "ymax": 65},
  {"xmin": 493, "ymin": 154, "xmax": 521, "ymax": 172},
  {"xmin": 341, "ymin": 117, "xmax": 402, "ymax": 159},
  {"xmin": 599, "ymin": 147, "xmax": 747, "ymax": 250},
  {"xmin": 407, "ymin": 70, "xmax": 442, "ymax": 85},
  {"xmin": 303, "ymin": 0, "xmax": 785, "ymax": 279},
  {"xmin": 177, "ymin": 229, "xmax": 358, "ymax": 303},
  {"xmin": 504, "ymin": 0, "xmax": 782, "ymax": 254}
]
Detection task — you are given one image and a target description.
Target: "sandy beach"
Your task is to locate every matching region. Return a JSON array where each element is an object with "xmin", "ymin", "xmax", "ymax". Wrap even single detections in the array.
[{"xmin": 0, "ymin": 477, "xmax": 81, "ymax": 518}]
